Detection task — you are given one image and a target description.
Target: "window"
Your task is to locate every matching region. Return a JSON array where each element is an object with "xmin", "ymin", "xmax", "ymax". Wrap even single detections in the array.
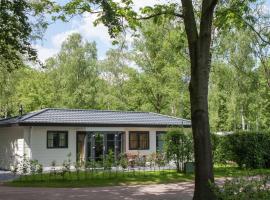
[
  {"xmin": 47, "ymin": 131, "xmax": 68, "ymax": 148},
  {"xmin": 129, "ymin": 131, "xmax": 149, "ymax": 150},
  {"xmin": 156, "ymin": 131, "xmax": 166, "ymax": 152}
]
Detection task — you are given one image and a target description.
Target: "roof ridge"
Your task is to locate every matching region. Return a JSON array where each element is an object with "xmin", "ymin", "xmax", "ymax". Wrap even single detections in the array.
[
  {"xmin": 44, "ymin": 108, "xmax": 149, "ymax": 114},
  {"xmin": 150, "ymin": 112, "xmax": 191, "ymax": 122}
]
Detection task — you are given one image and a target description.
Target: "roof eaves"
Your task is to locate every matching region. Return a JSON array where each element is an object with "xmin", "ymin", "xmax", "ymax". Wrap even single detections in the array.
[{"xmin": 18, "ymin": 121, "xmax": 191, "ymax": 128}]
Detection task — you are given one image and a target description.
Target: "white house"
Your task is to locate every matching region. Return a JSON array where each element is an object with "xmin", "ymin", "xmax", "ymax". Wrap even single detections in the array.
[{"xmin": 0, "ymin": 108, "xmax": 191, "ymax": 170}]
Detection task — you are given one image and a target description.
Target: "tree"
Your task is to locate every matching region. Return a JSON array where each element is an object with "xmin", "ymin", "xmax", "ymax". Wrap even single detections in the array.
[
  {"xmin": 0, "ymin": 0, "xmax": 44, "ymax": 71},
  {"xmin": 45, "ymin": 33, "xmax": 101, "ymax": 109},
  {"xmin": 132, "ymin": 18, "xmax": 190, "ymax": 115},
  {"xmin": 99, "ymin": 41, "xmax": 142, "ymax": 111},
  {"xmin": 164, "ymin": 128, "xmax": 193, "ymax": 173},
  {"xmin": 43, "ymin": 0, "xmax": 270, "ymax": 199}
]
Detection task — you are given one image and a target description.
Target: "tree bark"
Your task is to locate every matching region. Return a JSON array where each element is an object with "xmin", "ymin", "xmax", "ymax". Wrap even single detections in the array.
[{"xmin": 181, "ymin": 0, "xmax": 217, "ymax": 199}]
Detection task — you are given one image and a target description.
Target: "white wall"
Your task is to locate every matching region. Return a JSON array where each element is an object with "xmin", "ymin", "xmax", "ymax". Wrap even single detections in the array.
[
  {"xmin": 30, "ymin": 126, "xmax": 168, "ymax": 168},
  {"xmin": 0, "ymin": 126, "xmax": 25, "ymax": 170},
  {"xmin": 31, "ymin": 126, "xmax": 86, "ymax": 168},
  {"xmin": 0, "ymin": 125, "xmax": 169, "ymax": 169}
]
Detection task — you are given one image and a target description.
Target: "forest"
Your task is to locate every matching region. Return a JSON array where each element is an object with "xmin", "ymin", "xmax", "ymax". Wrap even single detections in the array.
[{"xmin": 0, "ymin": 17, "xmax": 269, "ymax": 132}]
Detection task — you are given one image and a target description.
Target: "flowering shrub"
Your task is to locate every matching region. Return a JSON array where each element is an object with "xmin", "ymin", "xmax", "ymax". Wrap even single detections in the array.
[{"xmin": 211, "ymin": 176, "xmax": 270, "ymax": 200}]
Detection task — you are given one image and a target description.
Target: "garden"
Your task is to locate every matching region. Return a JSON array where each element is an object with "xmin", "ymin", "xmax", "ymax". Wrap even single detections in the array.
[{"xmin": 5, "ymin": 129, "xmax": 270, "ymax": 200}]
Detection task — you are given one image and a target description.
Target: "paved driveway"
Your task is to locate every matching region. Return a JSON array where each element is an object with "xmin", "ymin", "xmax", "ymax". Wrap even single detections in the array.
[{"xmin": 0, "ymin": 183, "xmax": 194, "ymax": 200}]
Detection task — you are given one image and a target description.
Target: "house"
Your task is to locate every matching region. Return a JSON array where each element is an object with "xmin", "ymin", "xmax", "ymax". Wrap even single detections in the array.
[{"xmin": 0, "ymin": 108, "xmax": 191, "ymax": 170}]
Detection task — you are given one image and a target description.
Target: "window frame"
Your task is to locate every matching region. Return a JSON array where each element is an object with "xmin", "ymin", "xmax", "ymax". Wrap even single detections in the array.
[
  {"xmin": 156, "ymin": 131, "xmax": 166, "ymax": 152},
  {"xmin": 129, "ymin": 131, "xmax": 149, "ymax": 150},
  {"xmin": 47, "ymin": 131, "xmax": 68, "ymax": 149}
]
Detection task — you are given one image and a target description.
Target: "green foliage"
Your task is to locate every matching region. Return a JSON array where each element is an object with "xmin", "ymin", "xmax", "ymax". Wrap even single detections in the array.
[
  {"xmin": 29, "ymin": 160, "xmax": 39, "ymax": 175},
  {"xmin": 1, "ymin": 7, "xmax": 270, "ymax": 133},
  {"xmin": 119, "ymin": 153, "xmax": 128, "ymax": 169},
  {"xmin": 211, "ymin": 176, "xmax": 270, "ymax": 200},
  {"xmin": 9, "ymin": 170, "xmax": 193, "ymax": 188},
  {"xmin": 132, "ymin": 18, "xmax": 190, "ymax": 115},
  {"xmin": 103, "ymin": 149, "xmax": 115, "ymax": 170},
  {"xmin": 62, "ymin": 153, "xmax": 72, "ymax": 179},
  {"xmin": 0, "ymin": 0, "xmax": 46, "ymax": 71},
  {"xmin": 155, "ymin": 152, "xmax": 166, "ymax": 168},
  {"xmin": 211, "ymin": 133, "xmax": 223, "ymax": 163},
  {"xmin": 216, "ymin": 131, "xmax": 270, "ymax": 168},
  {"xmin": 164, "ymin": 128, "xmax": 193, "ymax": 172}
]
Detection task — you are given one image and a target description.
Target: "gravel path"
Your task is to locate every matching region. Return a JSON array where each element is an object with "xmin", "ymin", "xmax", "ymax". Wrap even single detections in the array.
[{"xmin": 0, "ymin": 182, "xmax": 194, "ymax": 200}]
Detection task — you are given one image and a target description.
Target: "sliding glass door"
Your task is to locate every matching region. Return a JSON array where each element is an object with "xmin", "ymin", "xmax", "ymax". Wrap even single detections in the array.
[{"xmin": 82, "ymin": 131, "xmax": 123, "ymax": 162}]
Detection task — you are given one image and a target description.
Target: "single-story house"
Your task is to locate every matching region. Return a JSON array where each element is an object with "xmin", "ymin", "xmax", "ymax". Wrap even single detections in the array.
[{"xmin": 0, "ymin": 108, "xmax": 191, "ymax": 170}]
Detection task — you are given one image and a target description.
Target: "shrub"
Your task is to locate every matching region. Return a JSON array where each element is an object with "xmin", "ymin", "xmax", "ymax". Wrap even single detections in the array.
[
  {"xmin": 211, "ymin": 176, "xmax": 270, "ymax": 200},
  {"xmin": 216, "ymin": 131, "xmax": 270, "ymax": 168},
  {"xmin": 20, "ymin": 154, "xmax": 30, "ymax": 175},
  {"xmin": 211, "ymin": 133, "xmax": 223, "ymax": 163},
  {"xmin": 36, "ymin": 163, "xmax": 43, "ymax": 179},
  {"xmin": 164, "ymin": 128, "xmax": 193, "ymax": 172},
  {"xmin": 74, "ymin": 161, "xmax": 81, "ymax": 180},
  {"xmin": 29, "ymin": 159, "xmax": 39, "ymax": 175},
  {"xmin": 103, "ymin": 149, "xmax": 115, "ymax": 170},
  {"xmin": 119, "ymin": 153, "xmax": 128, "ymax": 169},
  {"xmin": 155, "ymin": 152, "xmax": 166, "ymax": 169}
]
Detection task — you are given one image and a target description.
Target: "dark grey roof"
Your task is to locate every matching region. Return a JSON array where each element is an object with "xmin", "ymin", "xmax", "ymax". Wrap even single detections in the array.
[{"xmin": 0, "ymin": 108, "xmax": 191, "ymax": 127}]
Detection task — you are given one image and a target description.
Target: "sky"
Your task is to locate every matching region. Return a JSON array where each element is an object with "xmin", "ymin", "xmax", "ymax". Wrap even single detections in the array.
[
  {"xmin": 34, "ymin": 0, "xmax": 270, "ymax": 63},
  {"xmin": 34, "ymin": 0, "xmax": 171, "ymax": 62}
]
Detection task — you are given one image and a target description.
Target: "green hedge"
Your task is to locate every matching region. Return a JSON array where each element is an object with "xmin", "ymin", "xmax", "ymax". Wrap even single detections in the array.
[{"xmin": 215, "ymin": 131, "xmax": 270, "ymax": 169}]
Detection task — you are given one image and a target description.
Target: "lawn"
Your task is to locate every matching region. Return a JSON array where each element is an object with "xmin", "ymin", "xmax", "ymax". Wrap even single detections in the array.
[
  {"xmin": 7, "ymin": 170, "xmax": 194, "ymax": 187},
  {"xmin": 6, "ymin": 166, "xmax": 270, "ymax": 188}
]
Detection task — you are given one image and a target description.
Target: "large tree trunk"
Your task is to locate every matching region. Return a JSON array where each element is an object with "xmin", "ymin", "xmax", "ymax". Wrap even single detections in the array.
[
  {"xmin": 181, "ymin": 0, "xmax": 217, "ymax": 199},
  {"xmin": 190, "ymin": 58, "xmax": 215, "ymax": 200}
]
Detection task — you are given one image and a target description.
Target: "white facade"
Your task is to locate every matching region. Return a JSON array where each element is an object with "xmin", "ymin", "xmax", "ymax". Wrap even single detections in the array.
[
  {"xmin": 0, "ymin": 126, "xmax": 25, "ymax": 170},
  {"xmin": 0, "ymin": 125, "xmax": 168, "ymax": 170}
]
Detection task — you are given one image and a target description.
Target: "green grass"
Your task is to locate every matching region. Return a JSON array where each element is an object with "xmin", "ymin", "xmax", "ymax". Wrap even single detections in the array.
[
  {"xmin": 6, "ymin": 166, "xmax": 270, "ymax": 188},
  {"xmin": 7, "ymin": 170, "xmax": 194, "ymax": 188}
]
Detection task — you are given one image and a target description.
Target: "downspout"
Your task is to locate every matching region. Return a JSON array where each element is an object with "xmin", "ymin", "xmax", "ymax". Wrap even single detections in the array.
[{"xmin": 29, "ymin": 126, "xmax": 33, "ymax": 159}]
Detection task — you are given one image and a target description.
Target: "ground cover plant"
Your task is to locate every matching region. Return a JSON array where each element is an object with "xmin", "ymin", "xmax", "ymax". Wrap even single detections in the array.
[
  {"xmin": 211, "ymin": 176, "xmax": 270, "ymax": 200},
  {"xmin": 6, "ymin": 150, "xmax": 270, "ymax": 188}
]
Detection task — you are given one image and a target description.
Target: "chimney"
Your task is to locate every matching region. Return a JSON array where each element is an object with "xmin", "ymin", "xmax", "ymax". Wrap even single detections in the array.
[{"xmin": 19, "ymin": 105, "xmax": 23, "ymax": 116}]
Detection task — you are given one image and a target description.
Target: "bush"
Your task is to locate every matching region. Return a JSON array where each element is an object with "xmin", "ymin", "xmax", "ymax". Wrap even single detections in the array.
[
  {"xmin": 164, "ymin": 128, "xmax": 193, "ymax": 172},
  {"xmin": 103, "ymin": 149, "xmax": 115, "ymax": 170},
  {"xmin": 211, "ymin": 176, "xmax": 270, "ymax": 200},
  {"xmin": 119, "ymin": 153, "xmax": 128, "ymax": 169},
  {"xmin": 215, "ymin": 131, "xmax": 270, "ymax": 168},
  {"xmin": 211, "ymin": 133, "xmax": 223, "ymax": 163}
]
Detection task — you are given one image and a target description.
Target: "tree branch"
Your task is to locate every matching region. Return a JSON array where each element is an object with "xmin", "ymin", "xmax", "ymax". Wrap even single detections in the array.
[
  {"xmin": 181, "ymin": 0, "xmax": 198, "ymax": 43},
  {"xmin": 232, "ymin": 11, "xmax": 270, "ymax": 45},
  {"xmin": 137, "ymin": 12, "xmax": 183, "ymax": 20},
  {"xmin": 208, "ymin": 0, "xmax": 218, "ymax": 12}
]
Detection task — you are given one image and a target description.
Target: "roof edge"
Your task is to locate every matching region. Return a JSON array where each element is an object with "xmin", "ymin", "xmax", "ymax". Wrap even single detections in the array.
[
  {"xmin": 18, "ymin": 122, "xmax": 191, "ymax": 128},
  {"xmin": 150, "ymin": 112, "xmax": 191, "ymax": 122}
]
